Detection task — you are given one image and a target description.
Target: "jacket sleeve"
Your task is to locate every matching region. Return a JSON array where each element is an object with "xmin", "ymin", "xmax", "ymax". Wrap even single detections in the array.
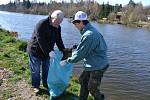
[
  {"xmin": 35, "ymin": 22, "xmax": 52, "ymax": 55},
  {"xmin": 55, "ymin": 27, "xmax": 65, "ymax": 51},
  {"xmin": 67, "ymin": 34, "xmax": 93, "ymax": 63}
]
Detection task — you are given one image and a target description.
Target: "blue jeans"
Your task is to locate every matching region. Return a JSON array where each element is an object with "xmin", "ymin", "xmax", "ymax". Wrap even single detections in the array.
[{"xmin": 29, "ymin": 54, "xmax": 50, "ymax": 88}]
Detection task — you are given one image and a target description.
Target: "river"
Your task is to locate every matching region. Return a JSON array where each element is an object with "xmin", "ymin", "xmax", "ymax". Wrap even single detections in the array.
[{"xmin": 0, "ymin": 11, "xmax": 150, "ymax": 100}]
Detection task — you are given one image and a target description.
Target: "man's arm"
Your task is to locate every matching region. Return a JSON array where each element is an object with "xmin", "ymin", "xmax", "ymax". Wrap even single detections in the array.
[
  {"xmin": 55, "ymin": 27, "xmax": 65, "ymax": 51},
  {"xmin": 67, "ymin": 34, "xmax": 94, "ymax": 63}
]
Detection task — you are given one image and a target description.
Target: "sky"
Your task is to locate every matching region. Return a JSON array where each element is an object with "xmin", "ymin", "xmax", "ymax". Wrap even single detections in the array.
[{"xmin": 0, "ymin": 0, "xmax": 150, "ymax": 6}]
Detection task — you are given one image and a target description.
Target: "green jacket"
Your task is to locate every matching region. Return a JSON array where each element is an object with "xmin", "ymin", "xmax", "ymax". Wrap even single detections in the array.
[{"xmin": 67, "ymin": 23, "xmax": 108, "ymax": 71}]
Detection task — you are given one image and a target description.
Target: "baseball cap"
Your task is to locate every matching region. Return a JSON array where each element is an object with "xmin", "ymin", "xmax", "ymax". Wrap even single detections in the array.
[{"xmin": 72, "ymin": 11, "xmax": 87, "ymax": 23}]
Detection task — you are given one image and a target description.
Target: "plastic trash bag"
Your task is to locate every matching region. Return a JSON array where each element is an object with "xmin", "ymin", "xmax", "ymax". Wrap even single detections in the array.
[{"xmin": 47, "ymin": 50, "xmax": 73, "ymax": 99}]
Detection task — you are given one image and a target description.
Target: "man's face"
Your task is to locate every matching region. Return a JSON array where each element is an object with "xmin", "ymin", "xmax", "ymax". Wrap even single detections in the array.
[
  {"xmin": 73, "ymin": 21, "xmax": 83, "ymax": 31},
  {"xmin": 52, "ymin": 18, "xmax": 63, "ymax": 28}
]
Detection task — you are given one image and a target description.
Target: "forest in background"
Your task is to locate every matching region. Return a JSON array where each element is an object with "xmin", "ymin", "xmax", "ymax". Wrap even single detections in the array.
[{"xmin": 0, "ymin": 0, "xmax": 150, "ymax": 27}]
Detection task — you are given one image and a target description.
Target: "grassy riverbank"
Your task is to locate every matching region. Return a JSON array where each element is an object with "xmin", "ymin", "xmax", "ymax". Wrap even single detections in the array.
[{"xmin": 0, "ymin": 28, "xmax": 93, "ymax": 100}]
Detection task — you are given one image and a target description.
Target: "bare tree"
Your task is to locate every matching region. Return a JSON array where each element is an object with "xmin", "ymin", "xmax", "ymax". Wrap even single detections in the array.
[{"xmin": 129, "ymin": 3, "xmax": 146, "ymax": 22}]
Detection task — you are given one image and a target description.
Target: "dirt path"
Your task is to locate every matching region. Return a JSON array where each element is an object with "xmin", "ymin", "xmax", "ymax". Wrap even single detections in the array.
[
  {"xmin": 12, "ymin": 79, "xmax": 47, "ymax": 100},
  {"xmin": 0, "ymin": 68, "xmax": 48, "ymax": 100}
]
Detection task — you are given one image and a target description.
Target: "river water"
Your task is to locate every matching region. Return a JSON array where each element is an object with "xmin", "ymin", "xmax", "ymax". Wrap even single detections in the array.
[{"xmin": 0, "ymin": 11, "xmax": 150, "ymax": 100}]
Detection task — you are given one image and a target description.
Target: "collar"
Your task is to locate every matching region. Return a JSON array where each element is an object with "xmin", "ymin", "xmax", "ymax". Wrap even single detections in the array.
[
  {"xmin": 48, "ymin": 16, "xmax": 52, "ymax": 26},
  {"xmin": 80, "ymin": 23, "xmax": 92, "ymax": 35}
]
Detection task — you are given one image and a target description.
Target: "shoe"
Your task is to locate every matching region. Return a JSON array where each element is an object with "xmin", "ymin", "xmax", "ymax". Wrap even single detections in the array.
[
  {"xmin": 33, "ymin": 88, "xmax": 39, "ymax": 93},
  {"xmin": 101, "ymin": 94, "xmax": 104, "ymax": 100},
  {"xmin": 94, "ymin": 93, "xmax": 105, "ymax": 100}
]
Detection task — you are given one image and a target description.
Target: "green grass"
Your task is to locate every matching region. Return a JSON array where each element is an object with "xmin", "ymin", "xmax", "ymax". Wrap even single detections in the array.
[{"xmin": 0, "ymin": 28, "xmax": 93, "ymax": 100}]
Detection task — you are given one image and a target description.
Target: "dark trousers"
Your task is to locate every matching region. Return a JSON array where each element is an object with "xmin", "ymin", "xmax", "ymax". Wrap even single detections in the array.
[
  {"xmin": 79, "ymin": 65, "xmax": 109, "ymax": 100},
  {"xmin": 29, "ymin": 54, "xmax": 50, "ymax": 88}
]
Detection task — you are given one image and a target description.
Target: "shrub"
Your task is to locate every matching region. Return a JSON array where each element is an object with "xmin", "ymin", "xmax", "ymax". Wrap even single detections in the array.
[{"xmin": 16, "ymin": 40, "xmax": 27, "ymax": 52}]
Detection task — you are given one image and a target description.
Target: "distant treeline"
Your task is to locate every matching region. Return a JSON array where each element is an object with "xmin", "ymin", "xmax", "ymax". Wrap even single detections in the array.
[
  {"xmin": 0, "ymin": 0, "xmax": 122, "ymax": 19},
  {"xmin": 0, "ymin": 0, "xmax": 150, "ymax": 24}
]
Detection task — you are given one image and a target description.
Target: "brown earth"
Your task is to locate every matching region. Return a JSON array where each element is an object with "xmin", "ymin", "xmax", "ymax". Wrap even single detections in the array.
[{"xmin": 0, "ymin": 67, "xmax": 47, "ymax": 100}]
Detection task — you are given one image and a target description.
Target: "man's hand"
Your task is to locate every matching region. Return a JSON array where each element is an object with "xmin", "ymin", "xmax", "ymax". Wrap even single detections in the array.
[
  {"xmin": 60, "ymin": 60, "xmax": 67, "ymax": 67},
  {"xmin": 62, "ymin": 48, "xmax": 72, "ymax": 60},
  {"xmin": 49, "ymin": 51, "xmax": 55, "ymax": 58}
]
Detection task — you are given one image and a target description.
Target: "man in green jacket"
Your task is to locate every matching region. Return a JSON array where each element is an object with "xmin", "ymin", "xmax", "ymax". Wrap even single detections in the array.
[{"xmin": 60, "ymin": 11, "xmax": 109, "ymax": 100}]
